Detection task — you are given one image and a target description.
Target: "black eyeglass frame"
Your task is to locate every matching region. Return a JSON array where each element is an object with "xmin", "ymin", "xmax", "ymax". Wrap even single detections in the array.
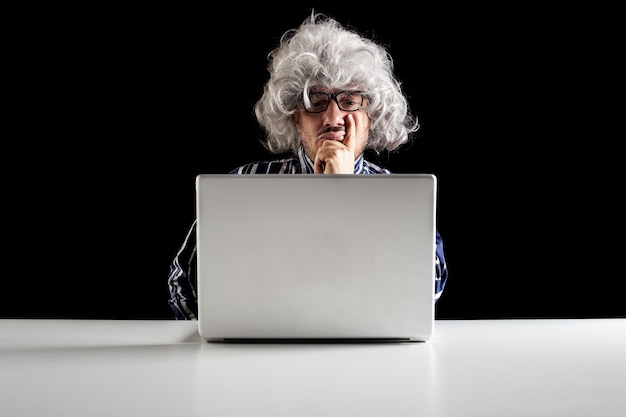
[{"xmin": 300, "ymin": 90, "xmax": 367, "ymax": 113}]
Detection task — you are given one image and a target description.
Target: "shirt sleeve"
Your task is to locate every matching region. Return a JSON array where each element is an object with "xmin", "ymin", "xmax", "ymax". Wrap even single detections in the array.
[
  {"xmin": 167, "ymin": 220, "xmax": 199, "ymax": 320},
  {"xmin": 434, "ymin": 229, "xmax": 448, "ymax": 302}
]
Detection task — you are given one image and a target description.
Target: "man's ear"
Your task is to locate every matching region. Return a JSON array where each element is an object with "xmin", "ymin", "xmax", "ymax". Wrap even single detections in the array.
[{"xmin": 291, "ymin": 112, "xmax": 300, "ymax": 128}]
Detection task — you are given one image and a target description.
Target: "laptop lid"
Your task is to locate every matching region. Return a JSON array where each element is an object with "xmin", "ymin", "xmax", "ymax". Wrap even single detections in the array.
[{"xmin": 195, "ymin": 174, "xmax": 437, "ymax": 342}]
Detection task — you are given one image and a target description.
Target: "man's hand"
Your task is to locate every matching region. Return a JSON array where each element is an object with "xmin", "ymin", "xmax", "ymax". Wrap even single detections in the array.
[{"xmin": 314, "ymin": 114, "xmax": 357, "ymax": 174}]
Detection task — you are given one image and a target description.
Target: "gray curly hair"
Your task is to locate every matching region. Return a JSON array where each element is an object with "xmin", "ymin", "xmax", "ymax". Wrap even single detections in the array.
[{"xmin": 254, "ymin": 12, "xmax": 420, "ymax": 155}]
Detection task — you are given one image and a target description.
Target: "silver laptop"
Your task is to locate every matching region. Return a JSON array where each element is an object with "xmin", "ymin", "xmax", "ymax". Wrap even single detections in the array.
[{"xmin": 195, "ymin": 174, "xmax": 437, "ymax": 342}]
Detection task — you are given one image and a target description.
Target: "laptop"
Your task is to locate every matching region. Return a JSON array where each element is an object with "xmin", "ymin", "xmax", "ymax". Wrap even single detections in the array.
[{"xmin": 195, "ymin": 174, "xmax": 437, "ymax": 342}]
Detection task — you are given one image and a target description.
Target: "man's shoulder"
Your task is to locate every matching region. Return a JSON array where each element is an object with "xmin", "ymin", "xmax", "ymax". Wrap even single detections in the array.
[
  {"xmin": 230, "ymin": 156, "xmax": 303, "ymax": 174},
  {"xmin": 361, "ymin": 159, "xmax": 392, "ymax": 174}
]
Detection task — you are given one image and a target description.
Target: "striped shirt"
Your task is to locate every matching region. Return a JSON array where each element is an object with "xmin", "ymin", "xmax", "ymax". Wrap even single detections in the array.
[{"xmin": 167, "ymin": 146, "xmax": 448, "ymax": 320}]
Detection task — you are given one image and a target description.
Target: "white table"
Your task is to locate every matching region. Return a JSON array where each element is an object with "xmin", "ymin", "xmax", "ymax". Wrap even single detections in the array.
[{"xmin": 1, "ymin": 318, "xmax": 625, "ymax": 417}]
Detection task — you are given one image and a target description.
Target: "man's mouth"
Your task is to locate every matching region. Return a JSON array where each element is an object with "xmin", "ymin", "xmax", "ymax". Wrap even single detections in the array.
[{"xmin": 319, "ymin": 132, "xmax": 345, "ymax": 141}]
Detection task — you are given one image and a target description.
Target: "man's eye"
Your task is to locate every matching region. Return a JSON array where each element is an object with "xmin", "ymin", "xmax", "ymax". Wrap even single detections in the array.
[{"xmin": 309, "ymin": 95, "xmax": 328, "ymax": 106}]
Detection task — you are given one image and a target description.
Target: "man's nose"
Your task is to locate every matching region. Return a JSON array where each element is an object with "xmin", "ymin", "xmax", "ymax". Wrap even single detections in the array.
[{"xmin": 322, "ymin": 98, "xmax": 345, "ymax": 123}]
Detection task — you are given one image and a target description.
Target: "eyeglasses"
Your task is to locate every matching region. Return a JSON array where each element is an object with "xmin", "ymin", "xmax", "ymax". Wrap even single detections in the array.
[{"xmin": 302, "ymin": 91, "xmax": 366, "ymax": 113}]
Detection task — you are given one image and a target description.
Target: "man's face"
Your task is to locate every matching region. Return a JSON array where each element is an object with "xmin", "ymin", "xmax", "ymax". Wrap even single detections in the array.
[{"xmin": 292, "ymin": 88, "xmax": 370, "ymax": 171}]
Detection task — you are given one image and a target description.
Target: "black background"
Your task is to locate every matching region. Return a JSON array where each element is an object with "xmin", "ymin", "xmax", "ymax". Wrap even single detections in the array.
[{"xmin": 5, "ymin": 5, "xmax": 619, "ymax": 320}]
